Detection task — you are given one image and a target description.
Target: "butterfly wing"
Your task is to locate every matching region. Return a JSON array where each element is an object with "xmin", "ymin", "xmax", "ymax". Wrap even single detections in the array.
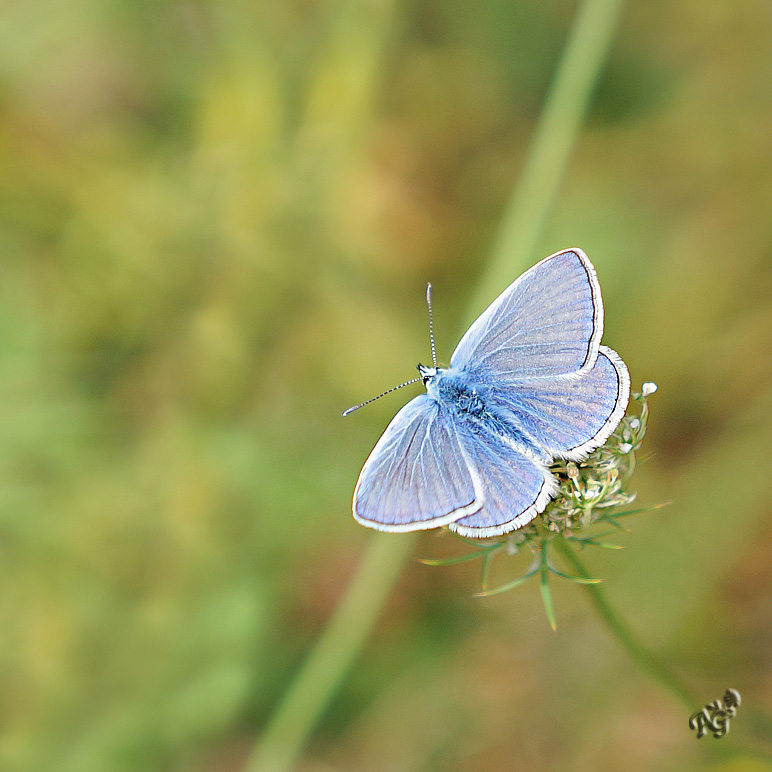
[
  {"xmin": 353, "ymin": 394, "xmax": 482, "ymax": 532},
  {"xmin": 449, "ymin": 419, "xmax": 557, "ymax": 538},
  {"xmin": 451, "ymin": 248, "xmax": 603, "ymax": 381},
  {"xmin": 488, "ymin": 346, "xmax": 630, "ymax": 461}
]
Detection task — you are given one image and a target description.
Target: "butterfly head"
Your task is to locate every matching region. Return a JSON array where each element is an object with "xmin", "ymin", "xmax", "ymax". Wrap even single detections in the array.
[{"xmin": 417, "ymin": 363, "xmax": 438, "ymax": 385}]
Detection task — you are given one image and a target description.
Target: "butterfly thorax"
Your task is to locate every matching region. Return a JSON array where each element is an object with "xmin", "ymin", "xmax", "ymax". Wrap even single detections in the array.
[
  {"xmin": 419, "ymin": 365, "xmax": 487, "ymax": 418},
  {"xmin": 420, "ymin": 364, "xmax": 549, "ymax": 462}
]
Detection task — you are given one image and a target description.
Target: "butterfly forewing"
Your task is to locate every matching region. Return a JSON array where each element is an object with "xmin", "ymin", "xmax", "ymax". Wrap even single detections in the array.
[
  {"xmin": 451, "ymin": 249, "xmax": 603, "ymax": 381},
  {"xmin": 353, "ymin": 395, "xmax": 481, "ymax": 532}
]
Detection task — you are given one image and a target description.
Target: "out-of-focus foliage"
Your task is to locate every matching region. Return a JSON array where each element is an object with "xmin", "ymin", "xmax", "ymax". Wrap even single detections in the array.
[{"xmin": 1, "ymin": 1, "xmax": 771, "ymax": 771}]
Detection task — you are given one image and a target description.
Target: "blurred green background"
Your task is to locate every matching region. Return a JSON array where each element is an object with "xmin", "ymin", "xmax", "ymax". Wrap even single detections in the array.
[{"xmin": 1, "ymin": 1, "xmax": 771, "ymax": 770}]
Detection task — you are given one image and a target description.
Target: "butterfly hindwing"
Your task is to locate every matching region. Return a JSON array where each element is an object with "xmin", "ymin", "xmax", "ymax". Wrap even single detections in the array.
[
  {"xmin": 487, "ymin": 346, "xmax": 630, "ymax": 460},
  {"xmin": 449, "ymin": 418, "xmax": 557, "ymax": 538},
  {"xmin": 353, "ymin": 394, "xmax": 481, "ymax": 531}
]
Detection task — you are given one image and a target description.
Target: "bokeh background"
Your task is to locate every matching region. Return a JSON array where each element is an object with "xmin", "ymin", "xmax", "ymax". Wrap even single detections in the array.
[{"xmin": 1, "ymin": 1, "xmax": 771, "ymax": 771}]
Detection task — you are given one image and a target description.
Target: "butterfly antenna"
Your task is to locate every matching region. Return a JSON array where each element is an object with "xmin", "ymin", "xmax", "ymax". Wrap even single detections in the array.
[
  {"xmin": 342, "ymin": 377, "xmax": 422, "ymax": 416},
  {"xmin": 343, "ymin": 284, "xmax": 437, "ymax": 417},
  {"xmin": 426, "ymin": 283, "xmax": 438, "ymax": 367}
]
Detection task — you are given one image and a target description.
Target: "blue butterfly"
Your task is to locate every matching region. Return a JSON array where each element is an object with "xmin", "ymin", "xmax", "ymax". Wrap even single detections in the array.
[{"xmin": 346, "ymin": 248, "xmax": 630, "ymax": 538}]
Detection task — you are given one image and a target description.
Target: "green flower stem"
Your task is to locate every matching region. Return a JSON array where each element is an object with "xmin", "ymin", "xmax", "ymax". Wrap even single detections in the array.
[
  {"xmin": 554, "ymin": 537, "xmax": 698, "ymax": 708},
  {"xmin": 245, "ymin": 533, "xmax": 418, "ymax": 772},
  {"xmin": 467, "ymin": 0, "xmax": 629, "ymax": 322},
  {"xmin": 250, "ymin": 1, "xmax": 628, "ymax": 768}
]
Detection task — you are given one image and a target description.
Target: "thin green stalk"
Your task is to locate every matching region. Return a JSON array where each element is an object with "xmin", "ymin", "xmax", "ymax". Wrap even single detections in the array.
[
  {"xmin": 556, "ymin": 541, "xmax": 772, "ymax": 761},
  {"xmin": 468, "ymin": 0, "xmax": 628, "ymax": 322},
  {"xmin": 554, "ymin": 537, "xmax": 698, "ymax": 708},
  {"xmin": 245, "ymin": 533, "xmax": 418, "ymax": 772},
  {"xmin": 249, "ymin": 2, "xmax": 628, "ymax": 769}
]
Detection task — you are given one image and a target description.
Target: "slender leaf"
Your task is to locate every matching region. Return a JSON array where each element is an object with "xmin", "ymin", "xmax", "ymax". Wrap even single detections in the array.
[
  {"xmin": 418, "ymin": 549, "xmax": 495, "ymax": 567},
  {"xmin": 539, "ymin": 566, "xmax": 557, "ymax": 631},
  {"xmin": 474, "ymin": 566, "xmax": 539, "ymax": 597}
]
